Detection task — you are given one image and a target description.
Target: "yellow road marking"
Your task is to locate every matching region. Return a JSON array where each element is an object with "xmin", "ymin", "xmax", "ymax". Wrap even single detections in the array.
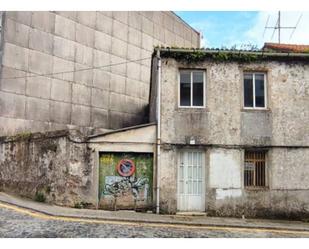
[{"xmin": 0, "ymin": 202, "xmax": 308, "ymax": 236}]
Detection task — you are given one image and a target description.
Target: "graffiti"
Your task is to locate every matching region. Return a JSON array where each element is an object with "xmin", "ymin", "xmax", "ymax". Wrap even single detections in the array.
[{"xmin": 103, "ymin": 176, "xmax": 149, "ymax": 201}]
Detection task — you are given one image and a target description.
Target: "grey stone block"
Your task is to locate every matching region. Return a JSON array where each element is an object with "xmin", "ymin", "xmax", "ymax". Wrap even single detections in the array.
[
  {"xmin": 77, "ymin": 11, "xmax": 96, "ymax": 29},
  {"xmin": 31, "ymin": 11, "xmax": 55, "ymax": 33},
  {"xmin": 112, "ymin": 20, "xmax": 128, "ymax": 42},
  {"xmin": 110, "ymin": 55, "xmax": 126, "ymax": 76},
  {"xmin": 140, "ymin": 11, "xmax": 154, "ymax": 21},
  {"xmin": 0, "ymin": 67, "xmax": 26, "ymax": 94},
  {"xmin": 126, "ymin": 62, "xmax": 140, "ymax": 81},
  {"xmin": 96, "ymin": 13, "xmax": 113, "ymax": 35},
  {"xmin": 184, "ymin": 26, "xmax": 192, "ymax": 42},
  {"xmin": 141, "ymin": 16, "xmax": 154, "ymax": 36},
  {"xmin": 142, "ymin": 33, "xmax": 154, "ymax": 51},
  {"xmin": 91, "ymin": 107, "xmax": 109, "ymax": 128},
  {"xmin": 128, "ymin": 27, "xmax": 142, "ymax": 47},
  {"xmin": 108, "ymin": 110, "xmax": 124, "ymax": 129},
  {"xmin": 175, "ymin": 35, "xmax": 185, "ymax": 48},
  {"xmin": 140, "ymin": 49, "xmax": 151, "ymax": 67},
  {"xmin": 93, "ymin": 49, "xmax": 110, "ymax": 68},
  {"xmin": 99, "ymin": 11, "xmax": 112, "ymax": 17},
  {"xmin": 52, "ymin": 57, "xmax": 74, "ymax": 81},
  {"xmin": 26, "ymin": 75, "xmax": 51, "ymax": 99},
  {"xmin": 111, "ymin": 37, "xmax": 127, "ymax": 58},
  {"xmin": 53, "ymin": 36, "xmax": 76, "ymax": 61},
  {"xmin": 139, "ymin": 83, "xmax": 150, "ymax": 100},
  {"xmin": 75, "ymin": 44, "xmax": 93, "ymax": 66},
  {"xmin": 94, "ymin": 31, "xmax": 112, "ymax": 52},
  {"xmin": 28, "ymin": 50, "xmax": 53, "ymax": 75},
  {"xmin": 55, "ymin": 15, "xmax": 76, "ymax": 40},
  {"xmin": 50, "ymin": 101, "xmax": 71, "ymax": 124},
  {"xmin": 127, "ymin": 44, "xmax": 141, "ymax": 61},
  {"xmin": 93, "ymin": 69, "xmax": 110, "ymax": 90},
  {"xmin": 72, "ymin": 83, "xmax": 91, "ymax": 106},
  {"xmin": 140, "ymin": 65, "xmax": 151, "ymax": 83},
  {"xmin": 153, "ymin": 11, "xmax": 163, "ymax": 26},
  {"xmin": 110, "ymin": 73, "xmax": 126, "ymax": 94},
  {"xmin": 125, "ymin": 95, "xmax": 140, "ymax": 114},
  {"xmin": 191, "ymin": 31, "xmax": 200, "ymax": 47},
  {"xmin": 128, "ymin": 12, "xmax": 142, "ymax": 31},
  {"xmin": 6, "ymin": 11, "xmax": 32, "ymax": 26},
  {"xmin": 112, "ymin": 11, "xmax": 128, "ymax": 24},
  {"xmin": 74, "ymin": 63, "xmax": 93, "ymax": 86},
  {"xmin": 109, "ymin": 92, "xmax": 125, "ymax": 112},
  {"xmin": 71, "ymin": 104, "xmax": 91, "ymax": 126},
  {"xmin": 91, "ymin": 88, "xmax": 109, "ymax": 109},
  {"xmin": 125, "ymin": 78, "xmax": 140, "ymax": 98},
  {"xmin": 164, "ymin": 29, "xmax": 176, "ymax": 46},
  {"xmin": 4, "ymin": 18, "xmax": 30, "ymax": 48},
  {"xmin": 29, "ymin": 28, "xmax": 53, "ymax": 54},
  {"xmin": 55, "ymin": 11, "xmax": 77, "ymax": 21},
  {"xmin": 153, "ymin": 24, "xmax": 165, "ymax": 42},
  {"xmin": 76, "ymin": 23, "xmax": 95, "ymax": 47},
  {"xmin": 0, "ymin": 91, "xmax": 25, "ymax": 118},
  {"xmin": 26, "ymin": 97, "xmax": 50, "ymax": 121},
  {"xmin": 50, "ymin": 79, "xmax": 72, "ymax": 102},
  {"xmin": 2, "ymin": 43, "xmax": 29, "ymax": 71},
  {"xmin": 163, "ymin": 13, "xmax": 174, "ymax": 31}
]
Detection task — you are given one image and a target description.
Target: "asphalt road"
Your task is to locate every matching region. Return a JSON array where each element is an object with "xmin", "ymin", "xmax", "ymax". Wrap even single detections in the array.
[{"xmin": 0, "ymin": 204, "xmax": 308, "ymax": 238}]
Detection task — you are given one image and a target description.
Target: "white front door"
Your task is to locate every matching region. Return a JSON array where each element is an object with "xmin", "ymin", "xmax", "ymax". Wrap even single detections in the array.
[{"xmin": 177, "ymin": 150, "xmax": 205, "ymax": 212}]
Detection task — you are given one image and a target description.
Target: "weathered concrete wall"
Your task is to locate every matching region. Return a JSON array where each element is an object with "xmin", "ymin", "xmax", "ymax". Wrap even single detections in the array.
[
  {"xmin": 0, "ymin": 130, "xmax": 97, "ymax": 207},
  {"xmin": 156, "ymin": 57, "xmax": 309, "ymax": 218},
  {"xmin": 0, "ymin": 11, "xmax": 200, "ymax": 136}
]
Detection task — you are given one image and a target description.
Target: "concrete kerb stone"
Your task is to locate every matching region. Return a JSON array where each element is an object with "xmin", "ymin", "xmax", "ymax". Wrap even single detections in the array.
[{"xmin": 0, "ymin": 192, "xmax": 308, "ymax": 233}]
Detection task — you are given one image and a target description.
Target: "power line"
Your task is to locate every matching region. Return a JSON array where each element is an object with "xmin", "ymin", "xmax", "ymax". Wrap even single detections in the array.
[{"xmin": 0, "ymin": 56, "xmax": 152, "ymax": 80}]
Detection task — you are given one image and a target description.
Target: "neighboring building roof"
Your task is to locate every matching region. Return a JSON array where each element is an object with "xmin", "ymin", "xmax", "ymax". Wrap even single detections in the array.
[
  {"xmin": 263, "ymin": 43, "xmax": 309, "ymax": 53},
  {"xmin": 156, "ymin": 46, "xmax": 309, "ymax": 63}
]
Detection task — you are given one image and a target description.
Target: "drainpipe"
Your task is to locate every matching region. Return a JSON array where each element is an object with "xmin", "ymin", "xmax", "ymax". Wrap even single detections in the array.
[{"xmin": 156, "ymin": 49, "xmax": 161, "ymax": 214}]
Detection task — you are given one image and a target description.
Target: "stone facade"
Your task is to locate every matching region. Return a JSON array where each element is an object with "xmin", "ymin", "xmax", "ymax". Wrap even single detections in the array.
[
  {"xmin": 0, "ymin": 11, "xmax": 200, "ymax": 136},
  {"xmin": 0, "ymin": 130, "xmax": 96, "ymax": 207},
  {"xmin": 150, "ymin": 51, "xmax": 309, "ymax": 218}
]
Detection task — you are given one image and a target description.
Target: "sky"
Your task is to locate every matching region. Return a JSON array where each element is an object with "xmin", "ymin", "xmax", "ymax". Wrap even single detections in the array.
[{"xmin": 176, "ymin": 11, "xmax": 309, "ymax": 49}]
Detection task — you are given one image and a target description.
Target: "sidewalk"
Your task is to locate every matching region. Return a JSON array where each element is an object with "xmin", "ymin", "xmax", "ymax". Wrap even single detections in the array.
[{"xmin": 0, "ymin": 192, "xmax": 308, "ymax": 232}]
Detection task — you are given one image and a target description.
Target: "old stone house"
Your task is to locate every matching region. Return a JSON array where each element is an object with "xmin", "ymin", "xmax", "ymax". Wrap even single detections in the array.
[
  {"xmin": 0, "ymin": 11, "xmax": 308, "ymax": 219},
  {"xmin": 148, "ymin": 46, "xmax": 309, "ymax": 218}
]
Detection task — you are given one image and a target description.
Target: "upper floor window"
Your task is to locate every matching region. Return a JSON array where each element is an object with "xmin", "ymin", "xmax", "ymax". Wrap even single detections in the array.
[
  {"xmin": 244, "ymin": 73, "xmax": 267, "ymax": 109},
  {"xmin": 179, "ymin": 70, "xmax": 205, "ymax": 107}
]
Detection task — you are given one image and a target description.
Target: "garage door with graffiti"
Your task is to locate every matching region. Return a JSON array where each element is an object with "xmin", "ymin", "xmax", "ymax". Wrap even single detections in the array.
[{"xmin": 99, "ymin": 152, "xmax": 153, "ymax": 211}]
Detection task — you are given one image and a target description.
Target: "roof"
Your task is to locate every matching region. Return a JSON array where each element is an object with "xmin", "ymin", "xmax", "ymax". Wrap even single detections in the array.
[
  {"xmin": 156, "ymin": 47, "xmax": 309, "ymax": 63},
  {"xmin": 263, "ymin": 43, "xmax": 309, "ymax": 53},
  {"xmin": 87, "ymin": 122, "xmax": 156, "ymax": 139}
]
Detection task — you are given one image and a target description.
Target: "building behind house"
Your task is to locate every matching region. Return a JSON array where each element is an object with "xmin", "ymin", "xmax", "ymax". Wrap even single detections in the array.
[{"xmin": 0, "ymin": 11, "xmax": 200, "ymax": 136}]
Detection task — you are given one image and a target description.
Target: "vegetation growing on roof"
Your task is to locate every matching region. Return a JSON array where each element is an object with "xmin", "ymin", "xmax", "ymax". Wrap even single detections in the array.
[{"xmin": 154, "ymin": 46, "xmax": 309, "ymax": 63}]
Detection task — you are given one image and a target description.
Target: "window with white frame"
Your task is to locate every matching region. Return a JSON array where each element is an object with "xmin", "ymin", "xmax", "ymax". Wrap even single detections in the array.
[
  {"xmin": 179, "ymin": 70, "xmax": 205, "ymax": 107},
  {"xmin": 244, "ymin": 72, "xmax": 267, "ymax": 109}
]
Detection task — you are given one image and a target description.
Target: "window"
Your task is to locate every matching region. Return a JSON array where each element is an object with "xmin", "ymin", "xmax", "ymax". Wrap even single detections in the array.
[
  {"xmin": 244, "ymin": 73, "xmax": 266, "ymax": 108},
  {"xmin": 244, "ymin": 150, "xmax": 267, "ymax": 187},
  {"xmin": 179, "ymin": 70, "xmax": 205, "ymax": 107}
]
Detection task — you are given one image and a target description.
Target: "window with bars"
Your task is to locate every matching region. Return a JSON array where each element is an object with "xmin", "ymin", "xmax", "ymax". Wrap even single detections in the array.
[{"xmin": 244, "ymin": 150, "xmax": 267, "ymax": 187}]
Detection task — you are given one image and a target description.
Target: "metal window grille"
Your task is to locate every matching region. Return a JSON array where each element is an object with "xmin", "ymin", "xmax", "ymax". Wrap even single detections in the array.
[{"xmin": 244, "ymin": 151, "xmax": 266, "ymax": 187}]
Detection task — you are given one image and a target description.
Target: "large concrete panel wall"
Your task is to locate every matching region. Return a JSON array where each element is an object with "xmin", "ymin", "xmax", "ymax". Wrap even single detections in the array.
[{"xmin": 0, "ymin": 11, "xmax": 200, "ymax": 136}]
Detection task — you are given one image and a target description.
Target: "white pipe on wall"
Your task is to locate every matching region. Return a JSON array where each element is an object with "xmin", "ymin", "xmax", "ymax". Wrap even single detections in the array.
[{"xmin": 156, "ymin": 49, "xmax": 161, "ymax": 214}]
